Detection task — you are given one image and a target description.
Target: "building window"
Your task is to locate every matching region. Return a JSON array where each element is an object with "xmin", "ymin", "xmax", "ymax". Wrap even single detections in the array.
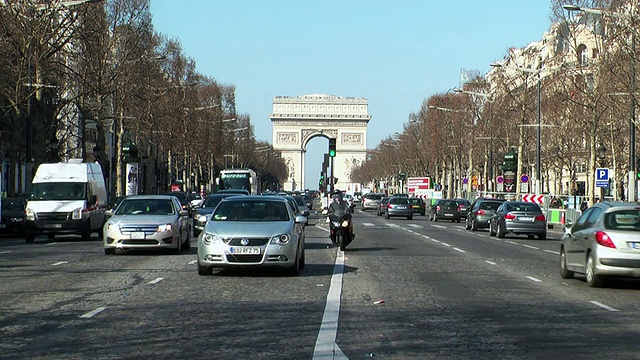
[{"xmin": 578, "ymin": 44, "xmax": 588, "ymax": 66}]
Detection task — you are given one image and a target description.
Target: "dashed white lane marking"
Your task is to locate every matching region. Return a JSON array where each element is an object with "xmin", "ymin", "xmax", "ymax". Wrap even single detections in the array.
[
  {"xmin": 313, "ymin": 242, "xmax": 347, "ymax": 360},
  {"xmin": 45, "ymin": 242, "xmax": 56, "ymax": 246},
  {"xmin": 80, "ymin": 306, "xmax": 107, "ymax": 319},
  {"xmin": 590, "ymin": 301, "xmax": 620, "ymax": 312},
  {"xmin": 0, "ymin": 250, "xmax": 12, "ymax": 254},
  {"xmin": 453, "ymin": 247, "xmax": 466, "ymax": 253},
  {"xmin": 407, "ymin": 224, "xmax": 423, "ymax": 228},
  {"xmin": 441, "ymin": 243, "xmax": 451, "ymax": 247},
  {"xmin": 431, "ymin": 225, "xmax": 446, "ymax": 229},
  {"xmin": 526, "ymin": 276, "xmax": 543, "ymax": 283},
  {"xmin": 188, "ymin": 259, "xmax": 197, "ymax": 265},
  {"xmin": 544, "ymin": 249, "xmax": 560, "ymax": 255},
  {"xmin": 454, "ymin": 226, "xmax": 466, "ymax": 229},
  {"xmin": 485, "ymin": 260, "xmax": 497, "ymax": 266},
  {"xmin": 506, "ymin": 241, "xmax": 518, "ymax": 245},
  {"xmin": 522, "ymin": 245, "xmax": 540, "ymax": 250},
  {"xmin": 51, "ymin": 261, "xmax": 68, "ymax": 266},
  {"xmin": 476, "ymin": 234, "xmax": 488, "ymax": 238},
  {"xmin": 148, "ymin": 277, "xmax": 164, "ymax": 284},
  {"xmin": 362, "ymin": 223, "xmax": 375, "ymax": 227}
]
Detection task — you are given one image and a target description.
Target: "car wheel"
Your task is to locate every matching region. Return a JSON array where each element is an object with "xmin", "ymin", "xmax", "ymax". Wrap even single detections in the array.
[
  {"xmin": 181, "ymin": 230, "xmax": 191, "ymax": 251},
  {"xmin": 104, "ymin": 248, "xmax": 115, "ymax": 255},
  {"xmin": 586, "ymin": 252, "xmax": 605, "ymax": 287},
  {"xmin": 174, "ymin": 236, "xmax": 182, "ymax": 254},
  {"xmin": 421, "ymin": 211, "xmax": 425, "ymax": 216},
  {"xmin": 288, "ymin": 249, "xmax": 301, "ymax": 276},
  {"xmin": 299, "ymin": 247, "xmax": 305, "ymax": 269},
  {"xmin": 407, "ymin": 216, "xmax": 413, "ymax": 220},
  {"xmin": 81, "ymin": 223, "xmax": 92, "ymax": 241},
  {"xmin": 538, "ymin": 233, "xmax": 547, "ymax": 240},
  {"xmin": 471, "ymin": 219, "xmax": 478, "ymax": 231},
  {"xmin": 197, "ymin": 259, "xmax": 213, "ymax": 276},
  {"xmin": 385, "ymin": 213, "xmax": 390, "ymax": 219},
  {"xmin": 560, "ymin": 247, "xmax": 574, "ymax": 279},
  {"xmin": 528, "ymin": 234, "xmax": 535, "ymax": 239},
  {"xmin": 25, "ymin": 234, "xmax": 35, "ymax": 243},
  {"xmin": 496, "ymin": 222, "xmax": 505, "ymax": 238},
  {"xmin": 489, "ymin": 222, "xmax": 496, "ymax": 236},
  {"xmin": 465, "ymin": 219, "xmax": 471, "ymax": 230}
]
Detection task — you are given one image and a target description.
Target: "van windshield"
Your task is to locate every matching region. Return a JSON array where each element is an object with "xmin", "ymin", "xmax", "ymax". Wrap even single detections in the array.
[{"xmin": 31, "ymin": 182, "xmax": 86, "ymax": 201}]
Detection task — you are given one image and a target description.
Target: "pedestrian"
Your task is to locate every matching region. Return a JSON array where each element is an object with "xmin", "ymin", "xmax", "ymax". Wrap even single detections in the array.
[{"xmin": 580, "ymin": 200, "xmax": 588, "ymax": 212}]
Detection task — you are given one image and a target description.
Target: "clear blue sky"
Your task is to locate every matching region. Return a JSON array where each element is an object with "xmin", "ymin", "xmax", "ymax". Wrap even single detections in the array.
[{"xmin": 150, "ymin": 0, "xmax": 553, "ymax": 188}]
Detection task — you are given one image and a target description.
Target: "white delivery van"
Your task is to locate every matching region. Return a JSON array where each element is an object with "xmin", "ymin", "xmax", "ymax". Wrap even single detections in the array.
[{"xmin": 24, "ymin": 159, "xmax": 108, "ymax": 243}]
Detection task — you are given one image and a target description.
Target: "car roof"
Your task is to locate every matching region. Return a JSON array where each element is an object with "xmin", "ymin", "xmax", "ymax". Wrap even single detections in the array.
[{"xmin": 124, "ymin": 195, "xmax": 176, "ymax": 200}]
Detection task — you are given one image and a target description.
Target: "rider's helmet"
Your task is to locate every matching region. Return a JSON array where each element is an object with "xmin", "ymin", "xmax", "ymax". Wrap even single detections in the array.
[{"xmin": 332, "ymin": 189, "xmax": 342, "ymax": 202}]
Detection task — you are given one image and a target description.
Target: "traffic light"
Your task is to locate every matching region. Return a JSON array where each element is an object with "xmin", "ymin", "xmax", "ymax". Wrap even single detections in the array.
[
  {"xmin": 328, "ymin": 138, "xmax": 336, "ymax": 157},
  {"xmin": 319, "ymin": 172, "xmax": 325, "ymax": 187},
  {"xmin": 637, "ymin": 157, "xmax": 640, "ymax": 179}
]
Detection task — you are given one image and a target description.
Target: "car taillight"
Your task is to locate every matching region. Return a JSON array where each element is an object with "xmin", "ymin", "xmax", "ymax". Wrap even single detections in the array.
[
  {"xmin": 535, "ymin": 214, "xmax": 546, "ymax": 222},
  {"xmin": 457, "ymin": 206, "xmax": 461, "ymax": 211},
  {"xmin": 504, "ymin": 213, "xmax": 516, "ymax": 220},
  {"xmin": 595, "ymin": 231, "xmax": 616, "ymax": 248},
  {"xmin": 436, "ymin": 206, "xmax": 441, "ymax": 212},
  {"xmin": 476, "ymin": 209, "xmax": 485, "ymax": 215},
  {"xmin": 387, "ymin": 203, "xmax": 392, "ymax": 208}
]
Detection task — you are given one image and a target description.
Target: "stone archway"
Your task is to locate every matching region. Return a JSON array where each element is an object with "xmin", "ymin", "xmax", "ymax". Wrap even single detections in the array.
[{"xmin": 270, "ymin": 94, "xmax": 371, "ymax": 191}]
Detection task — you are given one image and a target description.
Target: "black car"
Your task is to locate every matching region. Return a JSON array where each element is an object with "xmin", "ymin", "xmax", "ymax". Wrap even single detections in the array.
[
  {"xmin": 465, "ymin": 198, "xmax": 506, "ymax": 231},
  {"xmin": 409, "ymin": 197, "xmax": 427, "ymax": 216},
  {"xmin": 0, "ymin": 197, "xmax": 26, "ymax": 235},
  {"xmin": 454, "ymin": 198, "xmax": 472, "ymax": 218},
  {"xmin": 165, "ymin": 191, "xmax": 192, "ymax": 214},
  {"xmin": 192, "ymin": 193, "xmax": 241, "ymax": 236},
  {"xmin": 429, "ymin": 199, "xmax": 462, "ymax": 222}
]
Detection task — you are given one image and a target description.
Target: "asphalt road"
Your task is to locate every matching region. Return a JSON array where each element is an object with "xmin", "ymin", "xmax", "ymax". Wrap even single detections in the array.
[{"xmin": 2, "ymin": 208, "xmax": 640, "ymax": 359}]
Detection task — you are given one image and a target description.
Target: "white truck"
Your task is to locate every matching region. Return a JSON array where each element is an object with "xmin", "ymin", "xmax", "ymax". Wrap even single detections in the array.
[{"xmin": 24, "ymin": 159, "xmax": 108, "ymax": 243}]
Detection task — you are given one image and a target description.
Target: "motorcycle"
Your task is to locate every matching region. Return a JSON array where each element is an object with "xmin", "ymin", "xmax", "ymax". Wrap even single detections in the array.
[{"xmin": 322, "ymin": 204, "xmax": 355, "ymax": 251}]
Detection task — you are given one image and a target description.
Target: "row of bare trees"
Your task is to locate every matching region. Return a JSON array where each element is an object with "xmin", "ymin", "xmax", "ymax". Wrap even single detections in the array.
[
  {"xmin": 352, "ymin": 0, "xmax": 639, "ymax": 203},
  {"xmin": 0, "ymin": 0, "xmax": 287, "ymax": 197}
]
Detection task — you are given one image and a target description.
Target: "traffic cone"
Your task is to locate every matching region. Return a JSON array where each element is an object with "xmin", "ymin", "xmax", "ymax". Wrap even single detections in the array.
[{"xmin": 561, "ymin": 211, "xmax": 565, "ymax": 225}]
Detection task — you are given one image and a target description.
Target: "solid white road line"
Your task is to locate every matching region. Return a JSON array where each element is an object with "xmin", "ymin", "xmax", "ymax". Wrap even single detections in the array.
[
  {"xmin": 526, "ymin": 276, "xmax": 543, "ymax": 283},
  {"xmin": 148, "ymin": 277, "xmax": 164, "ymax": 284},
  {"xmin": 80, "ymin": 306, "xmax": 107, "ymax": 319},
  {"xmin": 431, "ymin": 225, "xmax": 446, "ymax": 229},
  {"xmin": 0, "ymin": 251, "xmax": 11, "ymax": 254},
  {"xmin": 453, "ymin": 247, "xmax": 466, "ymax": 253},
  {"xmin": 51, "ymin": 261, "xmax": 68, "ymax": 266},
  {"xmin": 544, "ymin": 249, "xmax": 560, "ymax": 255},
  {"xmin": 590, "ymin": 301, "xmax": 620, "ymax": 312},
  {"xmin": 313, "ymin": 247, "xmax": 347, "ymax": 360}
]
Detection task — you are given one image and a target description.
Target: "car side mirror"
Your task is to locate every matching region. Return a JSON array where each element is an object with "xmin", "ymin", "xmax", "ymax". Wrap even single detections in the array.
[{"xmin": 105, "ymin": 209, "xmax": 114, "ymax": 217}]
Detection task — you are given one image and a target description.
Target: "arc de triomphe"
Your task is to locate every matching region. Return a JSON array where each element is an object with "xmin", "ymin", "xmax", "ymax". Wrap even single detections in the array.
[{"xmin": 270, "ymin": 94, "xmax": 371, "ymax": 192}]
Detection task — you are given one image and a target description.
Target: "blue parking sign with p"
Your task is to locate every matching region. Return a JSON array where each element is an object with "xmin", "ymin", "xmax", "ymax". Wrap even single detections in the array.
[{"xmin": 596, "ymin": 168, "xmax": 609, "ymax": 188}]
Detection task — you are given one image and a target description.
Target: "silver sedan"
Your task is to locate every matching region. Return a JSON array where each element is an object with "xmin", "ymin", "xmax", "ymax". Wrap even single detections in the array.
[
  {"xmin": 103, "ymin": 195, "xmax": 191, "ymax": 254},
  {"xmin": 197, "ymin": 196, "xmax": 307, "ymax": 276},
  {"xmin": 561, "ymin": 201, "xmax": 640, "ymax": 287}
]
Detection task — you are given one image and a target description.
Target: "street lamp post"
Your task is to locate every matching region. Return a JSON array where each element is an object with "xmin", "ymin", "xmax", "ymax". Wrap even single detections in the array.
[{"xmin": 564, "ymin": 4, "xmax": 636, "ymax": 200}]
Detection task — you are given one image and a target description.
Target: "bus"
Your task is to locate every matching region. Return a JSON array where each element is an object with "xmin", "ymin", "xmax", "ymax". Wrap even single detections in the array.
[{"xmin": 216, "ymin": 168, "xmax": 258, "ymax": 195}]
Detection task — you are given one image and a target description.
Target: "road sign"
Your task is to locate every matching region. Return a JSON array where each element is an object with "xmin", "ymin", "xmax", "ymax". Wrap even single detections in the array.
[
  {"xmin": 462, "ymin": 178, "xmax": 468, "ymax": 184},
  {"xmin": 522, "ymin": 194, "xmax": 544, "ymax": 204},
  {"xmin": 496, "ymin": 175, "xmax": 504, "ymax": 184},
  {"xmin": 595, "ymin": 168, "xmax": 610, "ymax": 188},
  {"xmin": 407, "ymin": 177, "xmax": 431, "ymax": 193},
  {"xmin": 520, "ymin": 174, "xmax": 529, "ymax": 183},
  {"xmin": 471, "ymin": 175, "xmax": 478, "ymax": 186}
]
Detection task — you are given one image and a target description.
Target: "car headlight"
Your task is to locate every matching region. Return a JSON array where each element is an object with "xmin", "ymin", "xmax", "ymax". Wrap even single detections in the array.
[
  {"xmin": 72, "ymin": 208, "xmax": 82, "ymax": 220},
  {"xmin": 340, "ymin": 220, "xmax": 350, "ymax": 227},
  {"xmin": 25, "ymin": 208, "xmax": 35, "ymax": 221},
  {"xmin": 270, "ymin": 233, "xmax": 290, "ymax": 245},
  {"xmin": 202, "ymin": 233, "xmax": 223, "ymax": 245},
  {"xmin": 196, "ymin": 214, "xmax": 208, "ymax": 223},
  {"xmin": 157, "ymin": 224, "xmax": 172, "ymax": 232},
  {"xmin": 106, "ymin": 222, "xmax": 116, "ymax": 231}
]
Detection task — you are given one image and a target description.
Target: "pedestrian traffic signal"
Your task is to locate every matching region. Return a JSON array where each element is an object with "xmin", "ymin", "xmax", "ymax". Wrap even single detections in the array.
[{"xmin": 328, "ymin": 138, "xmax": 336, "ymax": 157}]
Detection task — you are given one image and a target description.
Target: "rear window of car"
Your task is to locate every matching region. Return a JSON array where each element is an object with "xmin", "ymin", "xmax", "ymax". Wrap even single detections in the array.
[
  {"xmin": 390, "ymin": 198, "xmax": 409, "ymax": 205},
  {"xmin": 479, "ymin": 202, "xmax": 502, "ymax": 211},
  {"xmin": 365, "ymin": 194, "xmax": 382, "ymax": 200},
  {"xmin": 604, "ymin": 209, "xmax": 640, "ymax": 231},
  {"xmin": 410, "ymin": 199, "xmax": 423, "ymax": 205},
  {"xmin": 506, "ymin": 203, "xmax": 541, "ymax": 212}
]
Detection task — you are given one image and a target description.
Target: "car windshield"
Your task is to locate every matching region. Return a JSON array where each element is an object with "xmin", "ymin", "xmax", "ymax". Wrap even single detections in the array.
[
  {"xmin": 604, "ymin": 209, "xmax": 640, "ymax": 231},
  {"xmin": 115, "ymin": 199, "xmax": 175, "ymax": 215},
  {"xmin": 202, "ymin": 195, "xmax": 231, "ymax": 208},
  {"xmin": 293, "ymin": 196, "xmax": 305, "ymax": 206},
  {"xmin": 211, "ymin": 200, "xmax": 290, "ymax": 221},
  {"xmin": 30, "ymin": 182, "xmax": 86, "ymax": 201}
]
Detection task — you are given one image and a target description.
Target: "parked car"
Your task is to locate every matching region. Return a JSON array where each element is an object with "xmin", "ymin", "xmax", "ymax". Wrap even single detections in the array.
[
  {"xmin": 465, "ymin": 198, "xmax": 506, "ymax": 231},
  {"xmin": 560, "ymin": 201, "xmax": 640, "ymax": 287},
  {"xmin": 197, "ymin": 195, "xmax": 307, "ymax": 276},
  {"xmin": 362, "ymin": 193, "xmax": 384, "ymax": 211},
  {"xmin": 193, "ymin": 193, "xmax": 243, "ymax": 237},
  {"xmin": 429, "ymin": 199, "xmax": 461, "ymax": 222},
  {"xmin": 489, "ymin": 201, "xmax": 547, "ymax": 240},
  {"xmin": 377, "ymin": 197, "xmax": 389, "ymax": 216},
  {"xmin": 103, "ymin": 195, "xmax": 191, "ymax": 254},
  {"xmin": 385, "ymin": 197, "xmax": 413, "ymax": 220},
  {"xmin": 455, "ymin": 198, "xmax": 472, "ymax": 218},
  {"xmin": 409, "ymin": 197, "xmax": 426, "ymax": 216},
  {"xmin": 0, "ymin": 197, "xmax": 26, "ymax": 235}
]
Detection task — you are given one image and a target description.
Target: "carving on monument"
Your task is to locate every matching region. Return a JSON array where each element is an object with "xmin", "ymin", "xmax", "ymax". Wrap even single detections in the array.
[
  {"xmin": 285, "ymin": 157, "xmax": 295, "ymax": 179},
  {"xmin": 301, "ymin": 129, "xmax": 338, "ymax": 146},
  {"xmin": 344, "ymin": 157, "xmax": 361, "ymax": 180},
  {"xmin": 342, "ymin": 133, "xmax": 362, "ymax": 145},
  {"xmin": 277, "ymin": 132, "xmax": 298, "ymax": 144}
]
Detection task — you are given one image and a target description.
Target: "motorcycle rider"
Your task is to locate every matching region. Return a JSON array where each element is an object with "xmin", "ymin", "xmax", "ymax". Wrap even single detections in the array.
[{"xmin": 327, "ymin": 190, "xmax": 355, "ymax": 238}]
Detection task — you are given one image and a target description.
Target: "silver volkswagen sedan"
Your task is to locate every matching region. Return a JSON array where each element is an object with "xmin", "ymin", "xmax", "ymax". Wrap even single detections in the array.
[
  {"xmin": 197, "ymin": 196, "xmax": 307, "ymax": 276},
  {"xmin": 560, "ymin": 201, "xmax": 640, "ymax": 287},
  {"xmin": 103, "ymin": 195, "xmax": 191, "ymax": 254}
]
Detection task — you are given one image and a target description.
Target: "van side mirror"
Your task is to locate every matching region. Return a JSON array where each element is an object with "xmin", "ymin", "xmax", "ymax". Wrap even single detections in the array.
[{"xmin": 89, "ymin": 194, "xmax": 97, "ymax": 205}]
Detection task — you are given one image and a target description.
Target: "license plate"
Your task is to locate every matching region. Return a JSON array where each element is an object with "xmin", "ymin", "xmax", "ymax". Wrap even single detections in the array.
[
  {"xmin": 229, "ymin": 247, "xmax": 260, "ymax": 255},
  {"xmin": 444, "ymin": 213, "xmax": 453, "ymax": 216},
  {"xmin": 45, "ymin": 224, "xmax": 62, "ymax": 229},
  {"xmin": 397, "ymin": 206, "xmax": 406, "ymax": 209},
  {"xmin": 518, "ymin": 217, "xmax": 534, "ymax": 222},
  {"xmin": 131, "ymin": 231, "xmax": 146, "ymax": 239}
]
